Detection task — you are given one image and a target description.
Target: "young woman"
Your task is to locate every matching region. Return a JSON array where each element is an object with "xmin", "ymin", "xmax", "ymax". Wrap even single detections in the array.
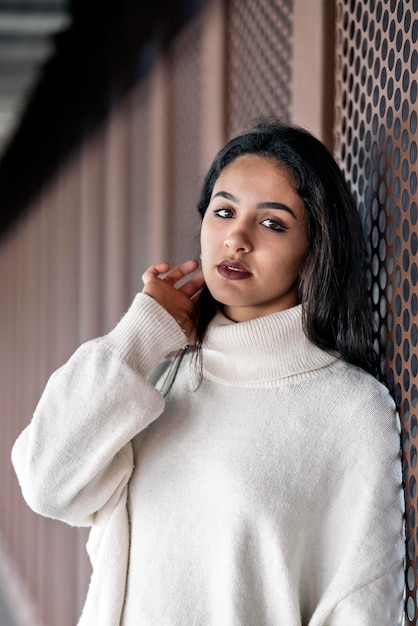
[{"xmin": 12, "ymin": 119, "xmax": 404, "ymax": 625}]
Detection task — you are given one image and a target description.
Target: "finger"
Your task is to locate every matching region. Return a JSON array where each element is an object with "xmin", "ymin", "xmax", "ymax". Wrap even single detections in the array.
[
  {"xmin": 179, "ymin": 270, "xmax": 205, "ymax": 298},
  {"xmin": 141, "ymin": 262, "xmax": 170, "ymax": 285},
  {"xmin": 163, "ymin": 259, "xmax": 199, "ymax": 286}
]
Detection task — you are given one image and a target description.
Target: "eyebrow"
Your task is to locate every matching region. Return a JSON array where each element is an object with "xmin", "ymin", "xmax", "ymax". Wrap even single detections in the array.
[{"xmin": 213, "ymin": 191, "xmax": 297, "ymax": 219}]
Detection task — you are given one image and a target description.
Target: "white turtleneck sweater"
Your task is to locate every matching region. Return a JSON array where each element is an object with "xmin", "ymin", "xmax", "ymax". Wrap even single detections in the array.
[{"xmin": 12, "ymin": 293, "xmax": 405, "ymax": 625}]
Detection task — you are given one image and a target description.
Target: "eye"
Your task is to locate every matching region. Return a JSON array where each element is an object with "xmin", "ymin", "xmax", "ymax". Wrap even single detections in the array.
[
  {"xmin": 213, "ymin": 207, "xmax": 235, "ymax": 219},
  {"xmin": 261, "ymin": 218, "xmax": 287, "ymax": 232}
]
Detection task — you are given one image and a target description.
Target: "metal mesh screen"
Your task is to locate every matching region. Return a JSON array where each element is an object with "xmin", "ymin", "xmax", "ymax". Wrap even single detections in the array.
[
  {"xmin": 334, "ymin": 1, "xmax": 418, "ymax": 621},
  {"xmin": 225, "ymin": 0, "xmax": 293, "ymax": 137}
]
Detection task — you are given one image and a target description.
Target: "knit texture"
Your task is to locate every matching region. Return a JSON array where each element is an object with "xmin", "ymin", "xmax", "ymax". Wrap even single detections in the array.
[{"xmin": 12, "ymin": 294, "xmax": 405, "ymax": 625}]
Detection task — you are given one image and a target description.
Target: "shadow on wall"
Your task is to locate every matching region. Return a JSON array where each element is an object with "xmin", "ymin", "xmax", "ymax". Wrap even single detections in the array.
[{"xmin": 0, "ymin": 0, "xmax": 207, "ymax": 239}]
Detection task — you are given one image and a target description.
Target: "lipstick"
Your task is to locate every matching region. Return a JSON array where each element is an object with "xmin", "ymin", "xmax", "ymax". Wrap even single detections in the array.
[{"xmin": 216, "ymin": 259, "xmax": 252, "ymax": 280}]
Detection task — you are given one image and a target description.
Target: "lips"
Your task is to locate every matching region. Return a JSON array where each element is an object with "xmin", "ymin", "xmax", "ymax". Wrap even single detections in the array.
[{"xmin": 216, "ymin": 259, "xmax": 252, "ymax": 280}]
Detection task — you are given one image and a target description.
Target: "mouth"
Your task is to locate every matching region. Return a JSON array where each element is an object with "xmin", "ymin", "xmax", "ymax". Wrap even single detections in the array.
[{"xmin": 216, "ymin": 259, "xmax": 252, "ymax": 281}]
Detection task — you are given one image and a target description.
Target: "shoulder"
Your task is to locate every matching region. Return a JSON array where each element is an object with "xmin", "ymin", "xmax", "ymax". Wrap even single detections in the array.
[
  {"xmin": 318, "ymin": 359, "xmax": 396, "ymax": 413},
  {"xmin": 307, "ymin": 359, "xmax": 399, "ymax": 446}
]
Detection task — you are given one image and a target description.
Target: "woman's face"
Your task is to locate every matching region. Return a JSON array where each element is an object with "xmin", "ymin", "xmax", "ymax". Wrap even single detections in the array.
[{"xmin": 200, "ymin": 154, "xmax": 308, "ymax": 322}]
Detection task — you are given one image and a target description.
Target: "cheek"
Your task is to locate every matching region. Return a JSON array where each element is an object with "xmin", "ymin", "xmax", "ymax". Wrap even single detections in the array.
[
  {"xmin": 199, "ymin": 224, "xmax": 211, "ymax": 273},
  {"xmin": 199, "ymin": 225, "xmax": 206, "ymax": 257},
  {"xmin": 287, "ymin": 232, "xmax": 308, "ymax": 270},
  {"xmin": 200, "ymin": 219, "xmax": 214, "ymax": 255},
  {"xmin": 269, "ymin": 241, "xmax": 307, "ymax": 278}
]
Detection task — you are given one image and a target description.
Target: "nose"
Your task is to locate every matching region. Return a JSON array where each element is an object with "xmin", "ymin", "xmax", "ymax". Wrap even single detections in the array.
[{"xmin": 223, "ymin": 225, "xmax": 253, "ymax": 253}]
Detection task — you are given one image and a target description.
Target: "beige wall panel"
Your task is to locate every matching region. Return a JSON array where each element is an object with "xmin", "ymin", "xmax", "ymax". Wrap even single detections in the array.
[
  {"xmin": 165, "ymin": 15, "xmax": 203, "ymax": 265},
  {"xmin": 0, "ymin": 226, "xmax": 45, "ymax": 626},
  {"xmin": 103, "ymin": 105, "xmax": 130, "ymax": 330},
  {"xmin": 148, "ymin": 58, "xmax": 170, "ymax": 263},
  {"xmin": 79, "ymin": 129, "xmax": 106, "ymax": 341},
  {"xmin": 292, "ymin": 0, "xmax": 336, "ymax": 149},
  {"xmin": 200, "ymin": 0, "xmax": 226, "ymax": 170},
  {"xmin": 125, "ymin": 79, "xmax": 153, "ymax": 297}
]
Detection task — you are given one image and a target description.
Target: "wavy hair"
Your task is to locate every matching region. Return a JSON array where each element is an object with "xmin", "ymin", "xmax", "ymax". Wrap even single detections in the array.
[{"xmin": 194, "ymin": 118, "xmax": 378, "ymax": 376}]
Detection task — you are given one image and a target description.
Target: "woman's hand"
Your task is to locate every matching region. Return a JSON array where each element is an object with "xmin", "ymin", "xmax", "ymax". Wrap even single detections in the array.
[{"xmin": 141, "ymin": 260, "xmax": 204, "ymax": 344}]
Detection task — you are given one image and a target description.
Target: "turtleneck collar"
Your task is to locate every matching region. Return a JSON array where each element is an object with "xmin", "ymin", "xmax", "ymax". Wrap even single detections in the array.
[{"xmin": 201, "ymin": 305, "xmax": 339, "ymax": 387}]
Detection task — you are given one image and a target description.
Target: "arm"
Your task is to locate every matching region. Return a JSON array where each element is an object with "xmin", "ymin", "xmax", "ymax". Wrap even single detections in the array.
[
  {"xmin": 12, "ymin": 293, "xmax": 187, "ymax": 526},
  {"xmin": 309, "ymin": 379, "xmax": 405, "ymax": 626},
  {"xmin": 12, "ymin": 260, "xmax": 204, "ymax": 527}
]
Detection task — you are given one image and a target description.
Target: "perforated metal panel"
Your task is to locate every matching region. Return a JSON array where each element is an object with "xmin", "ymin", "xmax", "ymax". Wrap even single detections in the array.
[
  {"xmin": 334, "ymin": 1, "xmax": 418, "ymax": 621},
  {"xmin": 225, "ymin": 0, "xmax": 293, "ymax": 137}
]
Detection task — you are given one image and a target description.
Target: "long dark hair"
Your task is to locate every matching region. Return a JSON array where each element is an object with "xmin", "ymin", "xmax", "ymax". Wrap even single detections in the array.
[{"xmin": 194, "ymin": 117, "xmax": 378, "ymax": 376}]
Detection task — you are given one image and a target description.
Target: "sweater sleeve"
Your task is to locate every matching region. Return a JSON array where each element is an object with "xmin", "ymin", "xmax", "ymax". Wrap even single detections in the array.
[
  {"xmin": 11, "ymin": 293, "xmax": 189, "ymax": 527},
  {"xmin": 307, "ymin": 373, "xmax": 405, "ymax": 626}
]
